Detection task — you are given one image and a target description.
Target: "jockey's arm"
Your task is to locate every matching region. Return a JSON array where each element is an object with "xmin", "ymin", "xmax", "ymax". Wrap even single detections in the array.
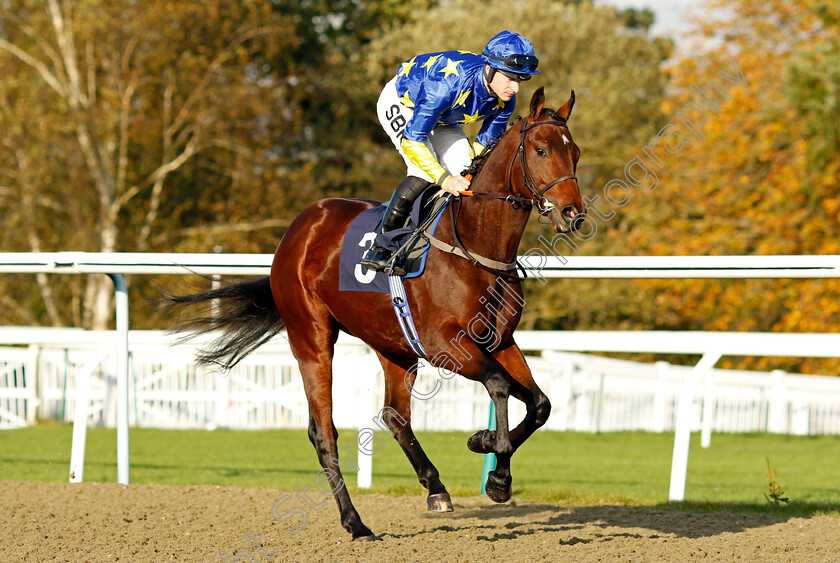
[
  {"xmin": 400, "ymin": 86, "xmax": 473, "ymax": 196},
  {"xmin": 474, "ymin": 102, "xmax": 514, "ymax": 156},
  {"xmin": 401, "ymin": 138, "xmax": 470, "ymax": 195}
]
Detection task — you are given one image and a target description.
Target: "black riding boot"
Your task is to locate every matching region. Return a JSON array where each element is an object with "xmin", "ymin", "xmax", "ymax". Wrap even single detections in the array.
[{"xmin": 360, "ymin": 191, "xmax": 415, "ymax": 275}]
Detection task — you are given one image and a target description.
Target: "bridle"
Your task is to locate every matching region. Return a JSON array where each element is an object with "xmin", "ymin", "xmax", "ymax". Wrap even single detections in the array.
[
  {"xmin": 464, "ymin": 116, "xmax": 579, "ymax": 217},
  {"xmin": 505, "ymin": 117, "xmax": 579, "ymax": 216},
  {"xmin": 420, "ymin": 115, "xmax": 582, "ymax": 280}
]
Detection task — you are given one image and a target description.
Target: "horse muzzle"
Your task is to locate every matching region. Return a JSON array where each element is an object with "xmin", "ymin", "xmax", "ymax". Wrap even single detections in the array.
[{"xmin": 550, "ymin": 203, "xmax": 586, "ymax": 233}]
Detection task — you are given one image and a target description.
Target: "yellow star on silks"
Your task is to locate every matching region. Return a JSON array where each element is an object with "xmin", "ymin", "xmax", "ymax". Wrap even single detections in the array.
[
  {"xmin": 453, "ymin": 90, "xmax": 470, "ymax": 107},
  {"xmin": 421, "ymin": 54, "xmax": 442, "ymax": 70},
  {"xmin": 439, "ymin": 58, "xmax": 462, "ymax": 78},
  {"xmin": 493, "ymin": 98, "xmax": 505, "ymax": 110},
  {"xmin": 399, "ymin": 56, "xmax": 418, "ymax": 77},
  {"xmin": 399, "ymin": 90, "xmax": 415, "ymax": 108},
  {"xmin": 459, "ymin": 110, "xmax": 482, "ymax": 124}
]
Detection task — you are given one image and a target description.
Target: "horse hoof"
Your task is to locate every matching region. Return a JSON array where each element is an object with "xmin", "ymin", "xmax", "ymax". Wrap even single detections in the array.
[
  {"xmin": 485, "ymin": 472, "xmax": 512, "ymax": 504},
  {"xmin": 467, "ymin": 429, "xmax": 496, "ymax": 454},
  {"xmin": 352, "ymin": 533, "xmax": 380, "ymax": 542},
  {"xmin": 427, "ymin": 492, "xmax": 454, "ymax": 512}
]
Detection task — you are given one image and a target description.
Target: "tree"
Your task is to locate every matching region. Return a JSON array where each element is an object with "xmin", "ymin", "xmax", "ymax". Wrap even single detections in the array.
[
  {"xmin": 0, "ymin": 0, "xmax": 438, "ymax": 329},
  {"xmin": 588, "ymin": 0, "xmax": 840, "ymax": 373},
  {"xmin": 0, "ymin": 0, "xmax": 293, "ymax": 328},
  {"xmin": 257, "ymin": 0, "xmax": 439, "ymax": 204}
]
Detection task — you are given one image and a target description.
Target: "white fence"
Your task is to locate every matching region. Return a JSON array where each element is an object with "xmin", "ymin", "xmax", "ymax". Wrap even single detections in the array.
[
  {"xmin": 1, "ymin": 252, "xmax": 838, "ymax": 497},
  {"xmin": 3, "ymin": 328, "xmax": 840, "ymax": 436}
]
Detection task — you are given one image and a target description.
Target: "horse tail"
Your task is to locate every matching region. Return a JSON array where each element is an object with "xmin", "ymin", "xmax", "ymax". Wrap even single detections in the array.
[{"xmin": 161, "ymin": 277, "xmax": 285, "ymax": 371}]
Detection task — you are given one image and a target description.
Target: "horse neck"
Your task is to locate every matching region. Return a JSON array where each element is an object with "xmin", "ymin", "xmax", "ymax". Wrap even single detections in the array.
[{"xmin": 448, "ymin": 130, "xmax": 530, "ymax": 264}]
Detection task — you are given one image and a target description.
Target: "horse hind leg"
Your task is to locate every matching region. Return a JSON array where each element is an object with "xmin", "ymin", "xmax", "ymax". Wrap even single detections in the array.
[
  {"xmin": 378, "ymin": 354, "xmax": 453, "ymax": 512},
  {"xmin": 286, "ymin": 317, "xmax": 377, "ymax": 541},
  {"xmin": 301, "ymin": 366, "xmax": 378, "ymax": 540}
]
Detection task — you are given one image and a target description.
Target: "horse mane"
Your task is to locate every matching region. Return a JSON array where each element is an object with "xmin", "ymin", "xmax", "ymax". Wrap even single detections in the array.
[
  {"xmin": 464, "ymin": 141, "xmax": 496, "ymax": 179},
  {"xmin": 464, "ymin": 116, "xmax": 519, "ymax": 179},
  {"xmin": 544, "ymin": 108, "xmax": 562, "ymax": 121}
]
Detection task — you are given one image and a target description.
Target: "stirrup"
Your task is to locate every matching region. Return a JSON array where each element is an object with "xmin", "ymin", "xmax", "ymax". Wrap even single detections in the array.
[
  {"xmin": 360, "ymin": 246, "xmax": 406, "ymax": 276},
  {"xmin": 360, "ymin": 245, "xmax": 393, "ymax": 271}
]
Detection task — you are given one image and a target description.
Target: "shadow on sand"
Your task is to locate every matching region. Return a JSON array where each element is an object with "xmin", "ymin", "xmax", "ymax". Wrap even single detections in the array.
[{"xmin": 414, "ymin": 498, "xmax": 840, "ymax": 543}]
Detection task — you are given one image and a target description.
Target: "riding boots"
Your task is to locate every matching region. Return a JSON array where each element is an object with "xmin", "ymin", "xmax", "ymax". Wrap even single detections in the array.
[{"xmin": 360, "ymin": 191, "xmax": 414, "ymax": 275}]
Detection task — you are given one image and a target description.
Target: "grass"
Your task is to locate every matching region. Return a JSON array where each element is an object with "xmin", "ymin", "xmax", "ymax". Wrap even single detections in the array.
[{"xmin": 1, "ymin": 422, "xmax": 838, "ymax": 517}]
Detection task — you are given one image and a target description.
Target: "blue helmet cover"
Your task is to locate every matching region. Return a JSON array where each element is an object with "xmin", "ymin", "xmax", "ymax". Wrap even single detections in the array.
[{"xmin": 482, "ymin": 30, "xmax": 540, "ymax": 76}]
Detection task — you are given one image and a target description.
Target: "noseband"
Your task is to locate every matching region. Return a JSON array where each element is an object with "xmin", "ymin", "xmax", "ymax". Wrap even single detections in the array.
[{"xmin": 504, "ymin": 117, "xmax": 579, "ymax": 216}]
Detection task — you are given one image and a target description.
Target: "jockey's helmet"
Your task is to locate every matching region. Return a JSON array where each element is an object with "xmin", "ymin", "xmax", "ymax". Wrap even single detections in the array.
[{"xmin": 482, "ymin": 30, "xmax": 540, "ymax": 81}]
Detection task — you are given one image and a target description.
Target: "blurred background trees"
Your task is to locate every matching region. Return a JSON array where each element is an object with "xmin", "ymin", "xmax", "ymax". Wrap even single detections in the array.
[
  {"xmin": 0, "ymin": 0, "xmax": 836, "ymax": 372},
  {"xmin": 602, "ymin": 0, "xmax": 840, "ymax": 372}
]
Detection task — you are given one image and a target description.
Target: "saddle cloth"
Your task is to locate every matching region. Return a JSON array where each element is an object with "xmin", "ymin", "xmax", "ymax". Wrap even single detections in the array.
[{"xmin": 338, "ymin": 189, "xmax": 449, "ymax": 293}]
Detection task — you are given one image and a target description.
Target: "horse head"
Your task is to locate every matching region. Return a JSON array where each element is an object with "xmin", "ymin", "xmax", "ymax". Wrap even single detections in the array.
[{"xmin": 511, "ymin": 87, "xmax": 586, "ymax": 233}]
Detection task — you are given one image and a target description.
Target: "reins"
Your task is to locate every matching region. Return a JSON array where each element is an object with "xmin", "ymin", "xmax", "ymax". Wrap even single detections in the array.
[
  {"xmin": 425, "ymin": 196, "xmax": 528, "ymax": 279},
  {"xmin": 423, "ymin": 115, "xmax": 580, "ymax": 279}
]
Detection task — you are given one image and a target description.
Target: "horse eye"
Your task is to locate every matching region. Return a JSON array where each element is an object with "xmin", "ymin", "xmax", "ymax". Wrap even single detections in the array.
[{"xmin": 535, "ymin": 147, "xmax": 547, "ymax": 157}]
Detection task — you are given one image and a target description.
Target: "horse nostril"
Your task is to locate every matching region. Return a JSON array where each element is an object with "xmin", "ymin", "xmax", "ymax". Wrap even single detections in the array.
[{"xmin": 561, "ymin": 206, "xmax": 586, "ymax": 231}]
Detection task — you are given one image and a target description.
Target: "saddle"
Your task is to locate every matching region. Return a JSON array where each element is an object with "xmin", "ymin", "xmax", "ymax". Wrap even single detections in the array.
[{"xmin": 338, "ymin": 186, "xmax": 449, "ymax": 293}]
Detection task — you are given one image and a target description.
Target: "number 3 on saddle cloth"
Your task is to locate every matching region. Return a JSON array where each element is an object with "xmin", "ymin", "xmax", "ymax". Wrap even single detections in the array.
[{"xmin": 338, "ymin": 188, "xmax": 449, "ymax": 359}]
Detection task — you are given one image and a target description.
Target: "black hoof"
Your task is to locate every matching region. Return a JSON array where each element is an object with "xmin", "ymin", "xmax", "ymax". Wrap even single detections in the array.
[
  {"xmin": 426, "ymin": 492, "xmax": 454, "ymax": 512},
  {"xmin": 485, "ymin": 471, "xmax": 512, "ymax": 504},
  {"xmin": 352, "ymin": 533, "xmax": 380, "ymax": 542},
  {"xmin": 467, "ymin": 429, "xmax": 496, "ymax": 454}
]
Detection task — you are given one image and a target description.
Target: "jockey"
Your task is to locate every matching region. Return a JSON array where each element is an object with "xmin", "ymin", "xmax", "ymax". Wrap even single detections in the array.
[{"xmin": 361, "ymin": 30, "xmax": 540, "ymax": 274}]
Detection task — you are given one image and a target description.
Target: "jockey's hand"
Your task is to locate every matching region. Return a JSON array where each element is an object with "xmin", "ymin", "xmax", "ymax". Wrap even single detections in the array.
[{"xmin": 442, "ymin": 174, "xmax": 471, "ymax": 196}]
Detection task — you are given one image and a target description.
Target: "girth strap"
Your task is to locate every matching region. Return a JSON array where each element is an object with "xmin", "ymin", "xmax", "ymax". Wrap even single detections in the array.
[{"xmin": 424, "ymin": 233, "xmax": 518, "ymax": 271}]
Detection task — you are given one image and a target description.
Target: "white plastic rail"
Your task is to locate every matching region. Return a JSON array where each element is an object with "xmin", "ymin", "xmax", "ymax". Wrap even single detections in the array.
[{"xmin": 0, "ymin": 251, "xmax": 837, "ymax": 498}]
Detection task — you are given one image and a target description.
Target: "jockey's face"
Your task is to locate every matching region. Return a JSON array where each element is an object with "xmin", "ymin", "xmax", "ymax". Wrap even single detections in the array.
[{"xmin": 486, "ymin": 67, "xmax": 521, "ymax": 101}]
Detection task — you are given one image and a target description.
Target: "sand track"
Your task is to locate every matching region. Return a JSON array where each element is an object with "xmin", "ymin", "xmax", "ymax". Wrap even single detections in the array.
[{"xmin": 2, "ymin": 481, "xmax": 838, "ymax": 562}]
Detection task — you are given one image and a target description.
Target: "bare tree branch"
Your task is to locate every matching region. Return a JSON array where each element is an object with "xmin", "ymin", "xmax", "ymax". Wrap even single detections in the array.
[
  {"xmin": 113, "ymin": 131, "xmax": 199, "ymax": 213},
  {"xmin": 168, "ymin": 24, "xmax": 285, "ymax": 136},
  {"xmin": 150, "ymin": 219, "xmax": 291, "ymax": 246},
  {"xmin": 2, "ymin": 10, "xmax": 67, "ymax": 82},
  {"xmin": 0, "ymin": 38, "xmax": 67, "ymax": 97},
  {"xmin": 0, "ymin": 295, "xmax": 40, "ymax": 325},
  {"xmin": 47, "ymin": 0, "xmax": 88, "ymax": 109},
  {"xmin": 86, "ymin": 40, "xmax": 95, "ymax": 105}
]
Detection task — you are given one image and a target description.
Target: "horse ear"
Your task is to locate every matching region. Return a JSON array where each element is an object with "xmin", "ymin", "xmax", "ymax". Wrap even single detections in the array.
[
  {"xmin": 529, "ymin": 87, "xmax": 546, "ymax": 120},
  {"xmin": 557, "ymin": 90, "xmax": 575, "ymax": 121}
]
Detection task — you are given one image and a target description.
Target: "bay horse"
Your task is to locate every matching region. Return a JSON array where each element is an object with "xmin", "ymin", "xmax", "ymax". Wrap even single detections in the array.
[{"xmin": 164, "ymin": 87, "xmax": 585, "ymax": 541}]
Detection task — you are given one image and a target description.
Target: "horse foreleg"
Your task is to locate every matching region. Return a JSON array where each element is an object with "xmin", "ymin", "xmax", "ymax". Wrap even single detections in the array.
[
  {"xmin": 480, "ymin": 369, "xmax": 514, "ymax": 503},
  {"xmin": 378, "ymin": 353, "xmax": 453, "ymax": 512},
  {"xmin": 496, "ymin": 343, "xmax": 551, "ymax": 451},
  {"xmin": 468, "ymin": 344, "xmax": 551, "ymax": 454}
]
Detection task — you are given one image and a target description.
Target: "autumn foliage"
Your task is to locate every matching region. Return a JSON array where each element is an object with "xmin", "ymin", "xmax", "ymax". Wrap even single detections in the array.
[{"xmin": 600, "ymin": 0, "xmax": 840, "ymax": 373}]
